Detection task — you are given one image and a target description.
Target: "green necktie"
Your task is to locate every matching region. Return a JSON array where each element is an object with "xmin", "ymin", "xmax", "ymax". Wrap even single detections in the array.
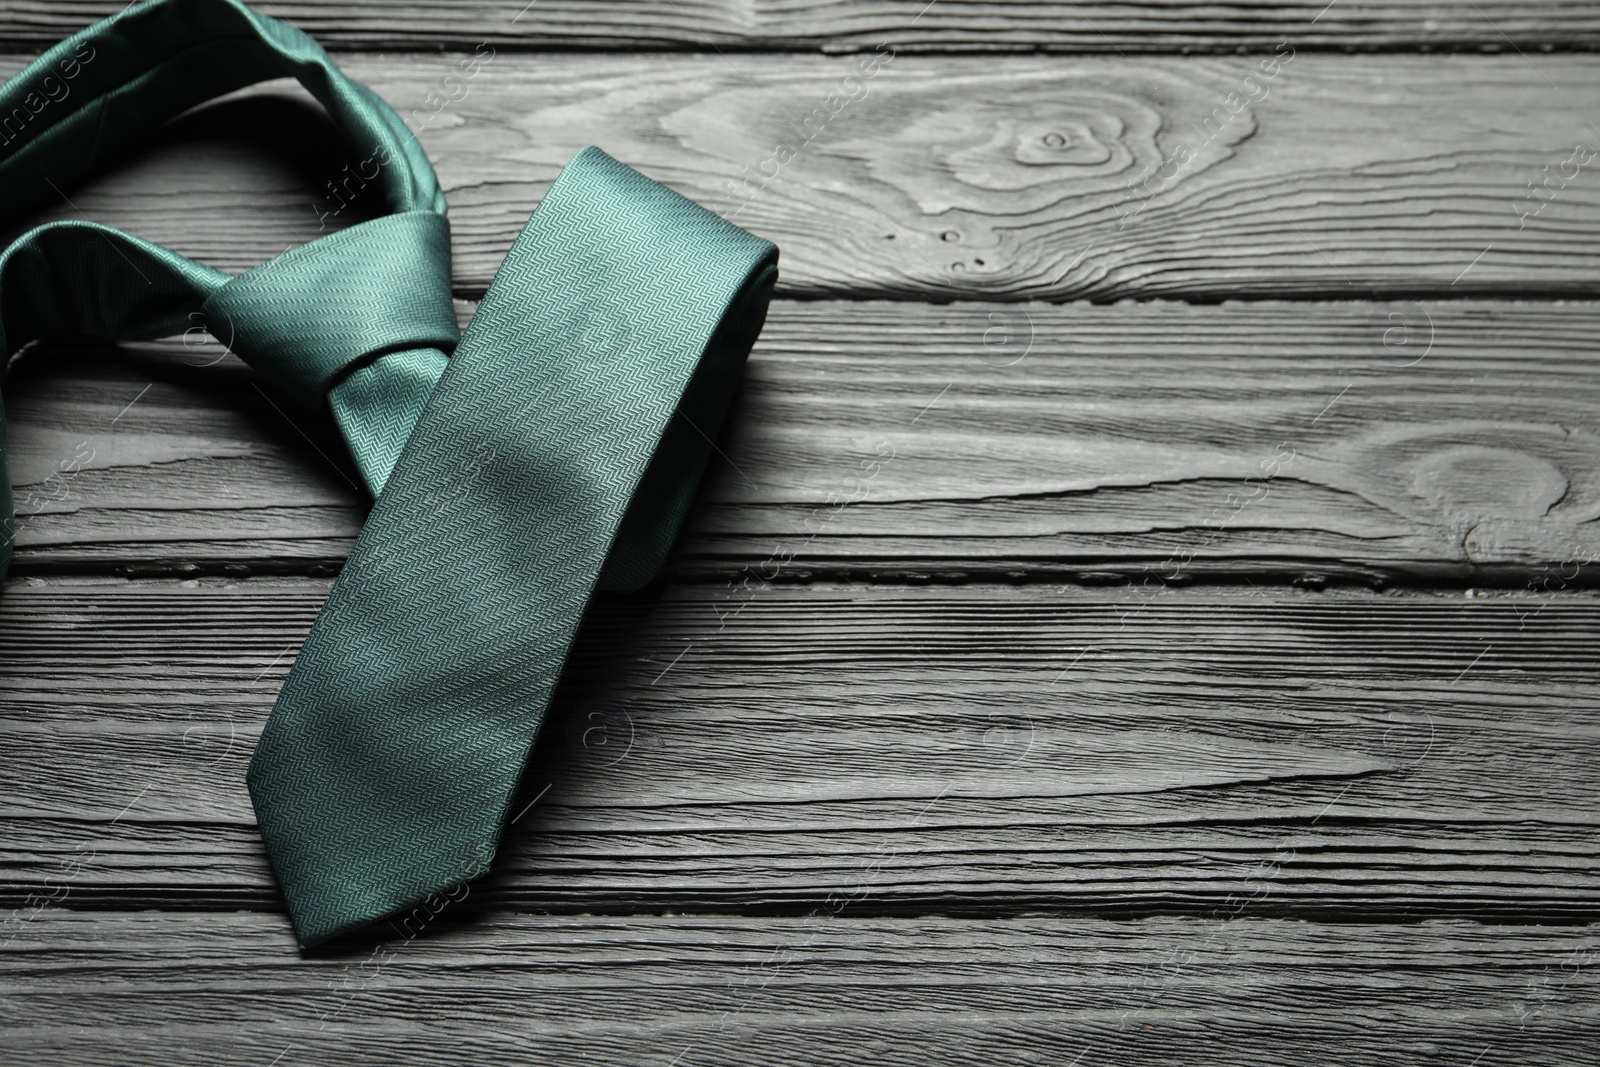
[{"xmin": 0, "ymin": 0, "xmax": 777, "ymax": 948}]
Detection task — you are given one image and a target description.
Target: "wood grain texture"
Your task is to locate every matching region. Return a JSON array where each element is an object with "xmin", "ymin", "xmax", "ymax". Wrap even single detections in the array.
[
  {"xmin": 4, "ymin": 1, "xmax": 1600, "ymax": 52},
  {"xmin": 3, "ymin": 54, "xmax": 1598, "ymax": 300},
  {"xmin": 1, "ymin": 3, "xmax": 1596, "ymax": 1057},
  {"xmin": 7, "ymin": 301, "xmax": 1600, "ymax": 583},
  {"xmin": 4, "ymin": 579, "xmax": 1599, "ymax": 919},
  {"xmin": 4, "ymin": 911, "xmax": 1598, "ymax": 1066}
]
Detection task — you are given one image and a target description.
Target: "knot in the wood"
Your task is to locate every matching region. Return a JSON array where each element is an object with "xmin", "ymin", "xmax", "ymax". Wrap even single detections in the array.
[{"xmin": 1413, "ymin": 444, "xmax": 1568, "ymax": 521}]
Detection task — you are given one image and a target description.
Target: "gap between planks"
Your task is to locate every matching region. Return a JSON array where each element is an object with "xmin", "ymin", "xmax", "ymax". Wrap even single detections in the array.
[
  {"xmin": 5, "ymin": 301, "xmax": 1599, "ymax": 585},
  {"xmin": 4, "ymin": 578, "xmax": 1599, "ymax": 921},
  {"xmin": 5, "ymin": 1, "xmax": 1600, "ymax": 53},
  {"xmin": 3, "ymin": 911, "xmax": 1598, "ymax": 1067},
  {"xmin": 0, "ymin": 53, "xmax": 1595, "ymax": 301}
]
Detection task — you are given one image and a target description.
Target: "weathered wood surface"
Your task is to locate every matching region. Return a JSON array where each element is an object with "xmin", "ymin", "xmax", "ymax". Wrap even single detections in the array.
[
  {"xmin": 4, "ymin": 579, "xmax": 1599, "ymax": 918},
  {"xmin": 7, "ymin": 301, "xmax": 1599, "ymax": 583},
  {"xmin": 4, "ymin": 3, "xmax": 1600, "ymax": 1060},
  {"xmin": 4, "ymin": 54, "xmax": 1598, "ymax": 300},
  {"xmin": 5, "ymin": 911, "xmax": 1599, "ymax": 1066},
  {"xmin": 6, "ymin": 1, "xmax": 1600, "ymax": 52}
]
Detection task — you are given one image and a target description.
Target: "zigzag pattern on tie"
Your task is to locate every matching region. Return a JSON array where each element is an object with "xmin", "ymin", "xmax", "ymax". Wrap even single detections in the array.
[
  {"xmin": 247, "ymin": 147, "xmax": 777, "ymax": 947},
  {"xmin": 331, "ymin": 347, "xmax": 454, "ymax": 495},
  {"xmin": 201, "ymin": 210, "xmax": 460, "ymax": 494},
  {"xmin": 0, "ymin": 0, "xmax": 778, "ymax": 950},
  {"xmin": 0, "ymin": 0, "xmax": 460, "ymax": 516}
]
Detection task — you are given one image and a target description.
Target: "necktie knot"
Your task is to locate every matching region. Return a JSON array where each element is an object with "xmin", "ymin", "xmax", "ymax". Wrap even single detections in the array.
[
  {"xmin": 202, "ymin": 211, "xmax": 459, "ymax": 410},
  {"xmin": 201, "ymin": 211, "xmax": 460, "ymax": 492}
]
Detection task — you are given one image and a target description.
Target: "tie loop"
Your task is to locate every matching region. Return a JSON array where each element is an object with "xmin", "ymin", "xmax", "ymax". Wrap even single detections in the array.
[{"xmin": 0, "ymin": 0, "xmax": 454, "ymax": 500}]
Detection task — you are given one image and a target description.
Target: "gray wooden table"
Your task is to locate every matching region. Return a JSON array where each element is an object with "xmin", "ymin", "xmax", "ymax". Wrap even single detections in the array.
[{"xmin": 4, "ymin": 2, "xmax": 1600, "ymax": 1063}]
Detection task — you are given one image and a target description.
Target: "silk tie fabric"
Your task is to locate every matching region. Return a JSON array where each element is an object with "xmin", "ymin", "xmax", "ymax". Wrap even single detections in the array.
[{"xmin": 0, "ymin": 0, "xmax": 777, "ymax": 948}]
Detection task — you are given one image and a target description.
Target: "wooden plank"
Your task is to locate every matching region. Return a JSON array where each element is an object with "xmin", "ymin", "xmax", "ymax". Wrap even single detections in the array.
[
  {"xmin": 4, "ymin": 911, "xmax": 1598, "ymax": 1066},
  {"xmin": 7, "ymin": 301, "xmax": 1600, "ymax": 583},
  {"xmin": 3, "ymin": 54, "xmax": 1598, "ymax": 299},
  {"xmin": 4, "ymin": 1, "xmax": 1599, "ymax": 53},
  {"xmin": 4, "ymin": 579, "xmax": 1600, "ymax": 918}
]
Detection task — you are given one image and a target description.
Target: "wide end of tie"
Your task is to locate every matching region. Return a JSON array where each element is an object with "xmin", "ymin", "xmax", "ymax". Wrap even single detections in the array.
[{"xmin": 247, "ymin": 749, "xmax": 498, "ymax": 949}]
